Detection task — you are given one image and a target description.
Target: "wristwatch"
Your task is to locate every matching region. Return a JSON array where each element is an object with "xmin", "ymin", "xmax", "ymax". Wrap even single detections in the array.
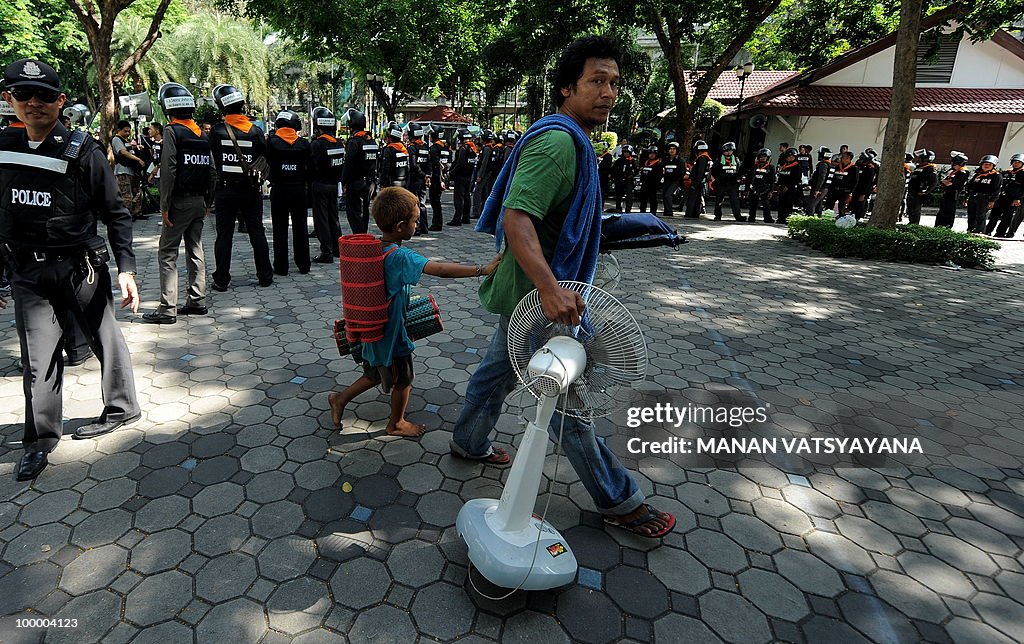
[{"xmin": 119, "ymin": 271, "xmax": 137, "ymax": 276}]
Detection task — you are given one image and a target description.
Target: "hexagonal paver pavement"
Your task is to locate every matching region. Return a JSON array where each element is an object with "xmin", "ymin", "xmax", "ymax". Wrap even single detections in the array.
[{"xmin": 1, "ymin": 210, "xmax": 1022, "ymax": 643}]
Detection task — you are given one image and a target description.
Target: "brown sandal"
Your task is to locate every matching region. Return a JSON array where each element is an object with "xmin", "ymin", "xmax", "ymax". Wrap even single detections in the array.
[
  {"xmin": 605, "ymin": 505, "xmax": 676, "ymax": 538},
  {"xmin": 451, "ymin": 446, "xmax": 512, "ymax": 466}
]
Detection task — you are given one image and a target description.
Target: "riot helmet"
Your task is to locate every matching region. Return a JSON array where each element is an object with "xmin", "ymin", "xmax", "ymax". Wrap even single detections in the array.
[
  {"xmin": 343, "ymin": 108, "xmax": 366, "ymax": 132},
  {"xmin": 275, "ymin": 110, "xmax": 302, "ymax": 131},
  {"xmin": 157, "ymin": 82, "xmax": 196, "ymax": 118},
  {"xmin": 1010, "ymin": 153, "xmax": 1024, "ymax": 165},
  {"xmin": 693, "ymin": 140, "xmax": 709, "ymax": 152},
  {"xmin": 721, "ymin": 141, "xmax": 736, "ymax": 152},
  {"xmin": 213, "ymin": 84, "xmax": 245, "ymax": 114},
  {"xmin": 756, "ymin": 148, "xmax": 770, "ymax": 159},
  {"xmin": 817, "ymin": 146, "xmax": 831, "ymax": 160},
  {"xmin": 503, "ymin": 130, "xmax": 517, "ymax": 144},
  {"xmin": 385, "ymin": 121, "xmax": 403, "ymax": 140},
  {"xmin": 950, "ymin": 151, "xmax": 968, "ymax": 166},
  {"xmin": 482, "ymin": 129, "xmax": 495, "ymax": 142},
  {"xmin": 980, "ymin": 154, "xmax": 998, "ymax": 167},
  {"xmin": 905, "ymin": 153, "xmax": 914, "ymax": 163},
  {"xmin": 458, "ymin": 128, "xmax": 473, "ymax": 141},
  {"xmin": 312, "ymin": 106, "xmax": 336, "ymax": 133},
  {"xmin": 913, "ymin": 149, "xmax": 935, "ymax": 162},
  {"xmin": 406, "ymin": 122, "xmax": 424, "ymax": 139}
]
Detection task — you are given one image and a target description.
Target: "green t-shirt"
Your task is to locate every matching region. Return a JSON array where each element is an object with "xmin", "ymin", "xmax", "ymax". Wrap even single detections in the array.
[{"xmin": 478, "ymin": 130, "xmax": 577, "ymax": 316}]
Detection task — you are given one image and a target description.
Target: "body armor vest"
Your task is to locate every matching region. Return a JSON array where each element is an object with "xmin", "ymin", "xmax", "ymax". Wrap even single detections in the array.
[
  {"xmin": 355, "ymin": 135, "xmax": 378, "ymax": 181},
  {"xmin": 312, "ymin": 136, "xmax": 345, "ymax": 184},
  {"xmin": 267, "ymin": 135, "xmax": 310, "ymax": 184},
  {"xmin": 213, "ymin": 123, "xmax": 262, "ymax": 181},
  {"xmin": 382, "ymin": 146, "xmax": 409, "ymax": 187},
  {"xmin": 169, "ymin": 124, "xmax": 212, "ymax": 195},
  {"xmin": 0, "ymin": 132, "xmax": 93, "ymax": 248}
]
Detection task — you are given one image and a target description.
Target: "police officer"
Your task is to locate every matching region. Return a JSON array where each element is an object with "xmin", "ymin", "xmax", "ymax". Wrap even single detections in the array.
[
  {"xmin": 448, "ymin": 128, "xmax": 477, "ymax": 225},
  {"xmin": 747, "ymin": 148, "xmax": 775, "ymax": 223},
  {"xmin": 712, "ymin": 142, "xmax": 742, "ymax": 221},
  {"xmin": 686, "ymin": 140, "xmax": 712, "ymax": 219},
  {"xmin": 906, "ymin": 149, "xmax": 937, "ymax": 225},
  {"xmin": 142, "ymin": 82, "xmax": 215, "ymax": 324},
  {"xmin": 851, "ymin": 149, "xmax": 878, "ymax": 219},
  {"xmin": 472, "ymin": 130, "xmax": 496, "ymax": 219},
  {"xmin": 637, "ymin": 145, "xmax": 663, "ymax": 214},
  {"xmin": 612, "ymin": 144, "xmax": 637, "ymax": 213},
  {"xmin": 209, "ymin": 84, "xmax": 273, "ymax": 290},
  {"xmin": 966, "ymin": 155, "xmax": 1001, "ymax": 234},
  {"xmin": 0, "ymin": 59, "xmax": 141, "ymax": 480},
  {"xmin": 988, "ymin": 153, "xmax": 1024, "ymax": 238},
  {"xmin": 405, "ymin": 122, "xmax": 430, "ymax": 234},
  {"xmin": 661, "ymin": 141, "xmax": 683, "ymax": 217},
  {"xmin": 378, "ymin": 120, "xmax": 410, "ymax": 190},
  {"xmin": 808, "ymin": 146, "xmax": 832, "ymax": 215},
  {"xmin": 427, "ymin": 127, "xmax": 450, "ymax": 231},
  {"xmin": 775, "ymin": 147, "xmax": 802, "ymax": 224},
  {"xmin": 898, "ymin": 152, "xmax": 914, "ymax": 222},
  {"xmin": 935, "ymin": 151, "xmax": 969, "ymax": 229},
  {"xmin": 266, "ymin": 110, "xmax": 311, "ymax": 275},
  {"xmin": 309, "ymin": 107, "xmax": 344, "ymax": 262},
  {"xmin": 825, "ymin": 150, "xmax": 858, "ymax": 217},
  {"xmin": 480, "ymin": 131, "xmax": 507, "ymax": 217},
  {"xmin": 341, "ymin": 108, "xmax": 377, "ymax": 234}
]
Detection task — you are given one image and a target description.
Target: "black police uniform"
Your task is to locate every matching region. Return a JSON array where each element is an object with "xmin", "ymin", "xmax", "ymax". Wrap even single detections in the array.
[
  {"xmin": 310, "ymin": 133, "xmax": 345, "ymax": 256},
  {"xmin": 598, "ymin": 150, "xmax": 614, "ymax": 207},
  {"xmin": 966, "ymin": 168, "xmax": 1001, "ymax": 233},
  {"xmin": 661, "ymin": 152, "xmax": 683, "ymax": 217},
  {"xmin": 748, "ymin": 160, "xmax": 776, "ymax": 223},
  {"xmin": 906, "ymin": 162, "xmax": 937, "ymax": 225},
  {"xmin": 851, "ymin": 159, "xmax": 878, "ymax": 219},
  {"xmin": 637, "ymin": 156, "xmax": 663, "ymax": 215},
  {"xmin": 685, "ymin": 151, "xmax": 711, "ymax": 218},
  {"xmin": 934, "ymin": 166, "xmax": 969, "ymax": 229},
  {"xmin": 210, "ymin": 120, "xmax": 273, "ymax": 288},
  {"xmin": 342, "ymin": 131, "xmax": 377, "ymax": 234},
  {"xmin": 775, "ymin": 157, "xmax": 803, "ymax": 223},
  {"xmin": 481, "ymin": 142, "xmax": 505, "ymax": 216},
  {"xmin": 711, "ymin": 154, "xmax": 743, "ymax": 221},
  {"xmin": 808, "ymin": 158, "xmax": 832, "ymax": 215},
  {"xmin": 378, "ymin": 141, "xmax": 410, "ymax": 189},
  {"xmin": 406, "ymin": 136, "xmax": 430, "ymax": 233},
  {"xmin": 472, "ymin": 141, "xmax": 495, "ymax": 219},
  {"xmin": 266, "ymin": 130, "xmax": 312, "ymax": 274},
  {"xmin": 988, "ymin": 167, "xmax": 1024, "ymax": 237},
  {"xmin": 449, "ymin": 141, "xmax": 477, "ymax": 225},
  {"xmin": 611, "ymin": 153, "xmax": 637, "ymax": 213},
  {"xmin": 0, "ymin": 122, "xmax": 140, "ymax": 455},
  {"xmin": 825, "ymin": 161, "xmax": 858, "ymax": 217},
  {"xmin": 428, "ymin": 139, "xmax": 451, "ymax": 229}
]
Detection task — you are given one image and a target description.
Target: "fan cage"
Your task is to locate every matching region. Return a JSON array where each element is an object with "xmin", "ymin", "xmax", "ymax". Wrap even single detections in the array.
[{"xmin": 508, "ymin": 281, "xmax": 647, "ymax": 419}]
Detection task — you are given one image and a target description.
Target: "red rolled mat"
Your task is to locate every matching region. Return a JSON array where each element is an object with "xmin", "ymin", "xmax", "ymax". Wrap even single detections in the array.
[{"xmin": 339, "ymin": 235, "xmax": 389, "ymax": 343}]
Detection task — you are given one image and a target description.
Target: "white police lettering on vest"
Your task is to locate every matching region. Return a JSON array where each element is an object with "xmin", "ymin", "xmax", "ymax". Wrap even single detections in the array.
[
  {"xmin": 11, "ymin": 189, "xmax": 53, "ymax": 207},
  {"xmin": 184, "ymin": 153, "xmax": 211, "ymax": 165},
  {"xmin": 282, "ymin": 164, "xmax": 298, "ymax": 171},
  {"xmin": 222, "ymin": 152, "xmax": 253, "ymax": 164}
]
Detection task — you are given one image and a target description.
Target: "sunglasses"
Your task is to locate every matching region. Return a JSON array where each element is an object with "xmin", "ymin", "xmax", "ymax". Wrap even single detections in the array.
[{"xmin": 9, "ymin": 87, "xmax": 61, "ymax": 103}]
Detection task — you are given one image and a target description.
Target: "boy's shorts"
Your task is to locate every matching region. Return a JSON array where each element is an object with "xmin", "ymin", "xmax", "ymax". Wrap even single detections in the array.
[{"xmin": 362, "ymin": 354, "xmax": 414, "ymax": 394}]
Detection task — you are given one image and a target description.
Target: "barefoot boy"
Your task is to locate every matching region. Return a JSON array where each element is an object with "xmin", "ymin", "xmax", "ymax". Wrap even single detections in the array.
[{"xmin": 329, "ymin": 187, "xmax": 500, "ymax": 437}]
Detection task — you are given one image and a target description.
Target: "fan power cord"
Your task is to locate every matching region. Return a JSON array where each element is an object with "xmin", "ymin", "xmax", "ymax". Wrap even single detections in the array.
[{"xmin": 467, "ymin": 374, "xmax": 568, "ymax": 601}]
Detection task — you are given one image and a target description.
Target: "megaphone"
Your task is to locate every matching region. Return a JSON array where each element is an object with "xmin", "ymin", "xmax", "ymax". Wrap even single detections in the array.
[
  {"xmin": 750, "ymin": 113, "xmax": 769, "ymax": 130},
  {"xmin": 118, "ymin": 92, "xmax": 154, "ymax": 119},
  {"xmin": 63, "ymin": 104, "xmax": 91, "ymax": 126}
]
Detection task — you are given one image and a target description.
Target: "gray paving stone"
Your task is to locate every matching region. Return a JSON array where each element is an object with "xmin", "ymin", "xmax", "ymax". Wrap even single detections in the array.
[
  {"xmin": 194, "ymin": 514, "xmax": 251, "ymax": 557},
  {"xmin": 738, "ymin": 568, "xmax": 811, "ymax": 621},
  {"xmin": 130, "ymin": 528, "xmax": 192, "ymax": 574},
  {"xmin": 944, "ymin": 616, "xmax": 1017, "ymax": 644},
  {"xmin": 134, "ymin": 495, "xmax": 190, "ymax": 533},
  {"xmin": 192, "ymin": 481, "xmax": 245, "ymax": 517},
  {"xmin": 294, "ymin": 460, "xmax": 342, "ymax": 490},
  {"xmin": 349, "ymin": 604, "xmax": 418, "ymax": 644},
  {"xmin": 773, "ymin": 548, "xmax": 845, "ymax": 597},
  {"xmin": 752, "ymin": 497, "xmax": 814, "ymax": 536},
  {"xmin": 686, "ymin": 529, "xmax": 748, "ymax": 574},
  {"xmin": 71, "ymin": 508, "xmax": 132, "ymax": 548},
  {"xmin": 501, "ymin": 610, "xmax": 571, "ymax": 644},
  {"xmin": 699, "ymin": 589, "xmax": 772, "ymax": 644},
  {"xmin": 266, "ymin": 577, "xmax": 331, "ymax": 634},
  {"xmin": 240, "ymin": 445, "xmax": 286, "ymax": 473},
  {"xmin": 124, "ymin": 570, "xmax": 192, "ymax": 626},
  {"xmin": 719, "ymin": 512, "xmax": 784, "ymax": 554},
  {"xmin": 128, "ymin": 620, "xmax": 194, "ymax": 644},
  {"xmin": 196, "ymin": 597, "xmax": 269, "ymax": 641},
  {"xmin": 258, "ymin": 536, "xmax": 317, "ymax": 582},
  {"xmin": 805, "ymin": 530, "xmax": 876, "ymax": 576},
  {"xmin": 59, "ymin": 544, "xmax": 128, "ymax": 595},
  {"xmin": 81, "ymin": 478, "xmax": 136, "ymax": 512},
  {"xmin": 0, "ymin": 560, "xmax": 59, "ymax": 614},
  {"xmin": 898, "ymin": 550, "xmax": 976, "ymax": 600},
  {"xmin": 870, "ymin": 569, "xmax": 951, "ymax": 623},
  {"xmin": 411, "ymin": 582, "xmax": 476, "ymax": 640},
  {"xmin": 386, "ymin": 539, "xmax": 445, "ymax": 588},
  {"xmin": 971, "ymin": 592, "xmax": 1024, "ymax": 640},
  {"xmin": 20, "ymin": 489, "xmax": 81, "ymax": 526},
  {"xmin": 329, "ymin": 556, "xmax": 390, "ymax": 609},
  {"xmin": 2, "ymin": 521, "xmax": 71, "ymax": 566},
  {"xmin": 252, "ymin": 500, "xmax": 305, "ymax": 539},
  {"xmin": 654, "ymin": 613, "xmax": 724, "ymax": 644},
  {"xmin": 48, "ymin": 589, "xmax": 122, "ymax": 644},
  {"xmin": 196, "ymin": 552, "xmax": 258, "ymax": 602},
  {"xmin": 244, "ymin": 470, "xmax": 294, "ymax": 503}
]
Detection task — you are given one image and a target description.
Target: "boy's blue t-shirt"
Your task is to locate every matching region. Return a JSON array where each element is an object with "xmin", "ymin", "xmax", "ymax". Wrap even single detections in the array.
[{"xmin": 360, "ymin": 244, "xmax": 429, "ymax": 367}]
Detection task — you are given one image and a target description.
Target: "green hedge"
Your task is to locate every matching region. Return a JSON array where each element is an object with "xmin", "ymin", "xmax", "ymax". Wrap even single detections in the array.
[{"xmin": 786, "ymin": 215, "xmax": 999, "ymax": 268}]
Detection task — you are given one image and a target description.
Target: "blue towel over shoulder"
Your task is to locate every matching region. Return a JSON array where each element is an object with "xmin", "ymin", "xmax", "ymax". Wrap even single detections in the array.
[{"xmin": 475, "ymin": 114, "xmax": 603, "ymax": 286}]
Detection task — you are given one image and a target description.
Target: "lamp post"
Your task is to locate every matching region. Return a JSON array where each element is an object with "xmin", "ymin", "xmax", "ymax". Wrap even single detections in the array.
[
  {"xmin": 366, "ymin": 73, "xmax": 383, "ymax": 133},
  {"xmin": 734, "ymin": 62, "xmax": 754, "ymax": 149}
]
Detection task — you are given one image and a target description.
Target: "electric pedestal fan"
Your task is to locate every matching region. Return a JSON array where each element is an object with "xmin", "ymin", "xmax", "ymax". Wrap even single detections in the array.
[{"xmin": 457, "ymin": 281, "xmax": 648, "ymax": 591}]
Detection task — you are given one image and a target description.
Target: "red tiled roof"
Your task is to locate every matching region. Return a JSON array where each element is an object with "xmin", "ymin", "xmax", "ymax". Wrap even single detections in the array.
[
  {"xmin": 685, "ymin": 71, "xmax": 798, "ymax": 102},
  {"xmin": 750, "ymin": 86, "xmax": 1024, "ymax": 116},
  {"xmin": 410, "ymin": 105, "xmax": 472, "ymax": 123}
]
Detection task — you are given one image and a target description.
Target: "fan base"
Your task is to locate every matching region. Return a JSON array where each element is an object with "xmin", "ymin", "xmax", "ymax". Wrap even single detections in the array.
[{"xmin": 457, "ymin": 498, "xmax": 577, "ymax": 591}]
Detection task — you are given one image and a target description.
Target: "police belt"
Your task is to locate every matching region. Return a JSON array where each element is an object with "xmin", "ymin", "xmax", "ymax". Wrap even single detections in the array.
[{"xmin": 1, "ymin": 242, "xmax": 86, "ymax": 265}]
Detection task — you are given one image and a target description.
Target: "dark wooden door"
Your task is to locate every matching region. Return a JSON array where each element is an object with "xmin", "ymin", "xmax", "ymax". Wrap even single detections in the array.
[{"xmin": 915, "ymin": 121, "xmax": 1007, "ymax": 163}]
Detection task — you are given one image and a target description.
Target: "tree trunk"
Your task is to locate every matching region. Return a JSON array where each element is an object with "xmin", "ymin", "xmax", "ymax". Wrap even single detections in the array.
[
  {"xmin": 869, "ymin": 0, "xmax": 923, "ymax": 228},
  {"xmin": 93, "ymin": 44, "xmax": 119, "ymax": 146}
]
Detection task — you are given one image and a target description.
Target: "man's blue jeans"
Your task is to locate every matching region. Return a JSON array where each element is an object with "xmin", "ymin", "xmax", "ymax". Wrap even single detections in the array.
[{"xmin": 451, "ymin": 316, "xmax": 644, "ymax": 515}]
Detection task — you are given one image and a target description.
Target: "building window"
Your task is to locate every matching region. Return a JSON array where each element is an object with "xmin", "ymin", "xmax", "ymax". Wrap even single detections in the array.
[{"xmin": 916, "ymin": 32, "xmax": 959, "ymax": 83}]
